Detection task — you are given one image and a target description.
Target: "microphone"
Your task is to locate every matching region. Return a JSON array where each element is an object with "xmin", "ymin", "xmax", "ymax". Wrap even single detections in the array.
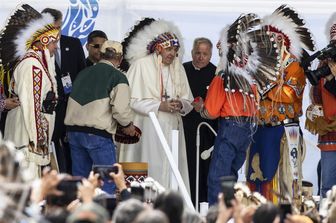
[{"xmin": 201, "ymin": 146, "xmax": 214, "ymax": 160}]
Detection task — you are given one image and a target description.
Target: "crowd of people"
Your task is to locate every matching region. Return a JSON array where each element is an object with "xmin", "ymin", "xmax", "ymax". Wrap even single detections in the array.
[
  {"xmin": 0, "ymin": 2, "xmax": 336, "ymax": 223},
  {"xmin": 2, "ymin": 136, "xmax": 335, "ymax": 223}
]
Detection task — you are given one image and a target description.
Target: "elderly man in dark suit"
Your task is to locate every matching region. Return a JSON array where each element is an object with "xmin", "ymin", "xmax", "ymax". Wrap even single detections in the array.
[{"xmin": 42, "ymin": 8, "xmax": 86, "ymax": 173}]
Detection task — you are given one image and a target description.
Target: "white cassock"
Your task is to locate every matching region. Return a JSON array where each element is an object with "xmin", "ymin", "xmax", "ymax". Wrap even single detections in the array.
[{"xmin": 119, "ymin": 54, "xmax": 194, "ymax": 193}]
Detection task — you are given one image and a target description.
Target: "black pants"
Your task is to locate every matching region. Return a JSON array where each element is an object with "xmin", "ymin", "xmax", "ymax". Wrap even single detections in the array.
[{"xmin": 53, "ymin": 99, "xmax": 72, "ymax": 174}]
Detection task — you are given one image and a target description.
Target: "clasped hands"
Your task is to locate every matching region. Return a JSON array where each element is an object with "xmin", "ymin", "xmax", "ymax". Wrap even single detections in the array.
[{"xmin": 159, "ymin": 99, "xmax": 183, "ymax": 113}]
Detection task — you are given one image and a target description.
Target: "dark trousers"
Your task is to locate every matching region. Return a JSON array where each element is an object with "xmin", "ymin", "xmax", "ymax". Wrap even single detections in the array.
[{"xmin": 53, "ymin": 99, "xmax": 72, "ymax": 174}]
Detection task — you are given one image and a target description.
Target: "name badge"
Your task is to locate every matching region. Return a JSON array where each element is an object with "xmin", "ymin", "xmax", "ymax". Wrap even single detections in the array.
[{"xmin": 61, "ymin": 73, "xmax": 72, "ymax": 94}]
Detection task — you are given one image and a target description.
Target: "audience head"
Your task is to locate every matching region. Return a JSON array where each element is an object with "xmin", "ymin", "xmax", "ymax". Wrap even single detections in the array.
[
  {"xmin": 67, "ymin": 202, "xmax": 109, "ymax": 223},
  {"xmin": 93, "ymin": 193, "xmax": 117, "ymax": 220},
  {"xmin": 0, "ymin": 136, "xmax": 38, "ymax": 182},
  {"xmin": 191, "ymin": 37, "xmax": 213, "ymax": 69},
  {"xmin": 153, "ymin": 190, "xmax": 184, "ymax": 223},
  {"xmin": 134, "ymin": 210, "xmax": 169, "ymax": 223},
  {"xmin": 44, "ymin": 209, "xmax": 69, "ymax": 223},
  {"xmin": 86, "ymin": 30, "xmax": 108, "ymax": 63},
  {"xmin": 0, "ymin": 137, "xmax": 33, "ymax": 222},
  {"xmin": 0, "ymin": 140, "xmax": 21, "ymax": 182},
  {"xmin": 112, "ymin": 198, "xmax": 144, "ymax": 223},
  {"xmin": 253, "ymin": 202, "xmax": 280, "ymax": 223},
  {"xmin": 288, "ymin": 215, "xmax": 314, "ymax": 223},
  {"xmin": 182, "ymin": 210, "xmax": 205, "ymax": 223},
  {"xmin": 326, "ymin": 202, "xmax": 336, "ymax": 223},
  {"xmin": 205, "ymin": 204, "xmax": 218, "ymax": 223}
]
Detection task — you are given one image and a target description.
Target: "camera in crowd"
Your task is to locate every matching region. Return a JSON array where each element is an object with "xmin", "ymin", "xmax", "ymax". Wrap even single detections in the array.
[
  {"xmin": 92, "ymin": 165, "xmax": 118, "ymax": 180},
  {"xmin": 303, "ymin": 42, "xmax": 336, "ymax": 85},
  {"xmin": 46, "ymin": 176, "xmax": 82, "ymax": 207},
  {"xmin": 220, "ymin": 175, "xmax": 236, "ymax": 207}
]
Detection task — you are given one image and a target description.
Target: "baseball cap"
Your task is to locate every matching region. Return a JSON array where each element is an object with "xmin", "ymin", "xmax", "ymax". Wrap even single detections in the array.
[{"xmin": 100, "ymin": 40, "xmax": 123, "ymax": 54}]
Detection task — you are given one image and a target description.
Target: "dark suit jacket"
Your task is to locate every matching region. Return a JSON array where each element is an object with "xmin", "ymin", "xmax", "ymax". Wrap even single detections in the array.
[{"xmin": 53, "ymin": 35, "xmax": 86, "ymax": 140}]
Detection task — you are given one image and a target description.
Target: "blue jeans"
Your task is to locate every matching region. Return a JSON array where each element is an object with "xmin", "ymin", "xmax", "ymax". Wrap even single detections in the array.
[
  {"xmin": 321, "ymin": 150, "xmax": 336, "ymax": 197},
  {"xmin": 208, "ymin": 119, "xmax": 254, "ymax": 205},
  {"xmin": 67, "ymin": 131, "xmax": 116, "ymax": 194}
]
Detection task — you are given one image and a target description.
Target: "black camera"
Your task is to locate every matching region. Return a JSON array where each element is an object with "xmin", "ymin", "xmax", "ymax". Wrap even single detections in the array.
[
  {"xmin": 93, "ymin": 194, "xmax": 117, "ymax": 218},
  {"xmin": 131, "ymin": 185, "xmax": 145, "ymax": 202},
  {"xmin": 304, "ymin": 42, "xmax": 336, "ymax": 85},
  {"xmin": 279, "ymin": 203, "xmax": 292, "ymax": 223},
  {"xmin": 220, "ymin": 175, "xmax": 236, "ymax": 207},
  {"xmin": 42, "ymin": 91, "xmax": 57, "ymax": 114},
  {"xmin": 46, "ymin": 177, "xmax": 82, "ymax": 207},
  {"xmin": 92, "ymin": 165, "xmax": 118, "ymax": 179}
]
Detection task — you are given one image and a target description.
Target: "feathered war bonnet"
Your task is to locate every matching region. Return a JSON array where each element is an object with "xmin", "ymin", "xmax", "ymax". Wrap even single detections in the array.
[
  {"xmin": 120, "ymin": 17, "xmax": 184, "ymax": 72},
  {"xmin": 217, "ymin": 13, "xmax": 261, "ymax": 95},
  {"xmin": 239, "ymin": 5, "xmax": 315, "ymax": 94},
  {"xmin": 0, "ymin": 4, "xmax": 60, "ymax": 92},
  {"xmin": 325, "ymin": 12, "xmax": 336, "ymax": 42},
  {"xmin": 261, "ymin": 4, "xmax": 315, "ymax": 60}
]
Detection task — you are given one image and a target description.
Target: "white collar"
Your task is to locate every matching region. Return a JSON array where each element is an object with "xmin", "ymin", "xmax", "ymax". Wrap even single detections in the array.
[{"xmin": 192, "ymin": 62, "xmax": 201, "ymax": 70}]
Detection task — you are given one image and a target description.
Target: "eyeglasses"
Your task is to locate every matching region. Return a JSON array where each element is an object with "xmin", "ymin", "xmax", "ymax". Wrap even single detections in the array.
[{"xmin": 89, "ymin": 43, "xmax": 102, "ymax": 49}]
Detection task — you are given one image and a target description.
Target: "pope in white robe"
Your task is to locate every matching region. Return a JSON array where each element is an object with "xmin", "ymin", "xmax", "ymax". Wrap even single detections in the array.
[{"xmin": 119, "ymin": 52, "xmax": 194, "ymax": 192}]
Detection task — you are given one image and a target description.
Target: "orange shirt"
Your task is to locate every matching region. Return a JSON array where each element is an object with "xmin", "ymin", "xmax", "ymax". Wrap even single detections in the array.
[
  {"xmin": 204, "ymin": 75, "xmax": 257, "ymax": 118},
  {"xmin": 316, "ymin": 78, "xmax": 336, "ymax": 151},
  {"xmin": 259, "ymin": 60, "xmax": 305, "ymax": 124}
]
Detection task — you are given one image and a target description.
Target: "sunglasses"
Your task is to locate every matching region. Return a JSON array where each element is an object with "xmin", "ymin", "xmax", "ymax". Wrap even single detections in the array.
[{"xmin": 89, "ymin": 43, "xmax": 102, "ymax": 49}]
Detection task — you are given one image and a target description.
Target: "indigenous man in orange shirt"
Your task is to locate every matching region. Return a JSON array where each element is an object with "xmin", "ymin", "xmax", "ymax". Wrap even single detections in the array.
[
  {"xmin": 245, "ymin": 5, "xmax": 315, "ymax": 203},
  {"xmin": 193, "ymin": 14, "xmax": 260, "ymax": 205},
  {"xmin": 305, "ymin": 13, "xmax": 336, "ymax": 198}
]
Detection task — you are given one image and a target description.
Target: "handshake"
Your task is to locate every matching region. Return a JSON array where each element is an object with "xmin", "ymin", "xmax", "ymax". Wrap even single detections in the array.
[{"xmin": 191, "ymin": 96, "xmax": 204, "ymax": 112}]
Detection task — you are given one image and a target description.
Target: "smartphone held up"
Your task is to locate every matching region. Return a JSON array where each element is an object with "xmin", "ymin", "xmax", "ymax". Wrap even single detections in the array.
[{"xmin": 220, "ymin": 175, "xmax": 236, "ymax": 207}]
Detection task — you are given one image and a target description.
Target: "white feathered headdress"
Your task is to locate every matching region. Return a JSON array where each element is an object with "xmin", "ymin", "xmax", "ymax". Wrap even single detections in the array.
[
  {"xmin": 120, "ymin": 18, "xmax": 184, "ymax": 71},
  {"xmin": 0, "ymin": 4, "xmax": 60, "ymax": 64},
  {"xmin": 0, "ymin": 4, "xmax": 59, "ymax": 96},
  {"xmin": 13, "ymin": 13, "xmax": 59, "ymax": 59}
]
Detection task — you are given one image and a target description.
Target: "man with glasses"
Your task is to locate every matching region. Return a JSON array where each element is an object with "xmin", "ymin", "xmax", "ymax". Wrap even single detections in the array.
[{"xmin": 85, "ymin": 30, "xmax": 108, "ymax": 67}]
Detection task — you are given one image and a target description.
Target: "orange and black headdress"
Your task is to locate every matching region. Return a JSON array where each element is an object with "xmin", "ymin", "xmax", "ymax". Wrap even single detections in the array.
[
  {"xmin": 251, "ymin": 5, "xmax": 315, "ymax": 93},
  {"xmin": 217, "ymin": 13, "xmax": 261, "ymax": 94},
  {"xmin": 218, "ymin": 5, "xmax": 315, "ymax": 95}
]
